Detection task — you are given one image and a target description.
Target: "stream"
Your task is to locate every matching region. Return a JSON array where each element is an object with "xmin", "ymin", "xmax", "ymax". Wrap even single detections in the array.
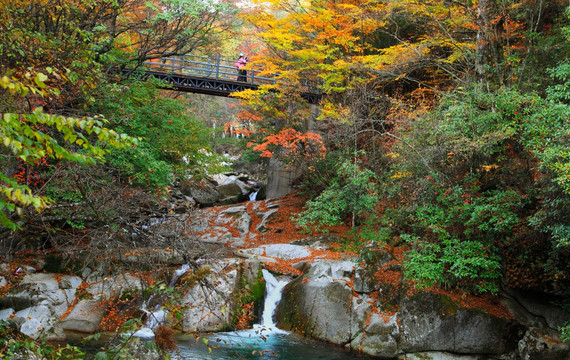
[{"xmin": 172, "ymin": 270, "xmax": 376, "ymax": 359}]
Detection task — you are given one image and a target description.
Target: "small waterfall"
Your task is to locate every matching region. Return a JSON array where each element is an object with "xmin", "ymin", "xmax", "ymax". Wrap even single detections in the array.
[
  {"xmin": 170, "ymin": 263, "xmax": 190, "ymax": 287},
  {"xmin": 133, "ymin": 264, "xmax": 189, "ymax": 339},
  {"xmin": 249, "ymin": 190, "xmax": 259, "ymax": 201},
  {"xmin": 259, "ymin": 269, "xmax": 289, "ymax": 332},
  {"xmin": 133, "ymin": 303, "xmax": 165, "ymax": 339}
]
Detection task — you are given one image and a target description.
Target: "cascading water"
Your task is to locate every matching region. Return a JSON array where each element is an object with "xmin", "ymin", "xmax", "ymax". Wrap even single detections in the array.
[
  {"xmin": 133, "ymin": 263, "xmax": 190, "ymax": 339},
  {"xmin": 249, "ymin": 190, "xmax": 259, "ymax": 201},
  {"xmin": 174, "ymin": 268, "xmax": 376, "ymax": 359},
  {"xmin": 258, "ymin": 269, "xmax": 289, "ymax": 332},
  {"xmin": 171, "ymin": 263, "xmax": 191, "ymax": 287}
]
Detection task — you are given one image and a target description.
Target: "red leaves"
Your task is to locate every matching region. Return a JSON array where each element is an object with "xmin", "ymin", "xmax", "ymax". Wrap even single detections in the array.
[{"xmin": 251, "ymin": 128, "xmax": 326, "ymax": 160}]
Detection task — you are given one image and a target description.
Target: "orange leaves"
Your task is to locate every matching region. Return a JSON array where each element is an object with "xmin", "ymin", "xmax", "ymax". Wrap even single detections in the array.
[
  {"xmin": 250, "ymin": 128, "xmax": 326, "ymax": 160},
  {"xmin": 235, "ymin": 301, "xmax": 255, "ymax": 330}
]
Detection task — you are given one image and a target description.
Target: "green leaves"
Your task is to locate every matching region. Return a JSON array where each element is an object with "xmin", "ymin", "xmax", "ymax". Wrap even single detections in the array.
[
  {"xmin": 90, "ymin": 79, "xmax": 210, "ymax": 187},
  {"xmin": 0, "ymin": 71, "xmax": 137, "ymax": 230},
  {"xmin": 294, "ymin": 156, "xmax": 378, "ymax": 232},
  {"xmin": 404, "ymin": 234, "xmax": 501, "ymax": 293}
]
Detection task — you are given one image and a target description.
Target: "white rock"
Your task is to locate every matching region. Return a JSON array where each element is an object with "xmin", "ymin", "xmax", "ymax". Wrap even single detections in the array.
[
  {"xmin": 247, "ymin": 244, "xmax": 312, "ymax": 260},
  {"xmin": 15, "ymin": 305, "xmax": 52, "ymax": 321},
  {"xmin": 86, "ymin": 273, "xmax": 146, "ymax": 299},
  {"xmin": 0, "ymin": 308, "xmax": 14, "ymax": 321},
  {"xmin": 20, "ymin": 318, "xmax": 45, "ymax": 339}
]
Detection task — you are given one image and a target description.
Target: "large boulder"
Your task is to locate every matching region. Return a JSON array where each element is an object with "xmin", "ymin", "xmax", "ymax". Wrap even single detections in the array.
[
  {"xmin": 180, "ymin": 259, "xmax": 241, "ymax": 332},
  {"xmin": 179, "ymin": 259, "xmax": 264, "ymax": 332},
  {"xmin": 62, "ymin": 299, "xmax": 107, "ymax": 333},
  {"xmin": 180, "ymin": 179, "xmax": 221, "ymax": 207},
  {"xmin": 350, "ymin": 312, "xmax": 399, "ymax": 358},
  {"xmin": 238, "ymin": 244, "xmax": 312, "ymax": 261},
  {"xmin": 14, "ymin": 304, "xmax": 64, "ymax": 341},
  {"xmin": 353, "ymin": 246, "xmax": 393, "ymax": 294},
  {"xmin": 399, "ymin": 291, "xmax": 525, "ymax": 355},
  {"xmin": 276, "ymin": 260, "xmax": 357, "ymax": 345},
  {"xmin": 19, "ymin": 273, "xmax": 82, "ymax": 317},
  {"xmin": 86, "ymin": 273, "xmax": 147, "ymax": 300},
  {"xmin": 518, "ymin": 327, "xmax": 570, "ymax": 360},
  {"xmin": 217, "ymin": 176, "xmax": 250, "ymax": 198}
]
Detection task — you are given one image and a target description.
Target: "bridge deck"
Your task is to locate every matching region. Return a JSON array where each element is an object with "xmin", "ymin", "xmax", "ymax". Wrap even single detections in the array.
[{"xmin": 123, "ymin": 55, "xmax": 321, "ymax": 104}]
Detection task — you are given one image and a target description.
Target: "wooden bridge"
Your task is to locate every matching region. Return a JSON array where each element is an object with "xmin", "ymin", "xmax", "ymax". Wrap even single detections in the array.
[{"xmin": 121, "ymin": 55, "xmax": 322, "ymax": 104}]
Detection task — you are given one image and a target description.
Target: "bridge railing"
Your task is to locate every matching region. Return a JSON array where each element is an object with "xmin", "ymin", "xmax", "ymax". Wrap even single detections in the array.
[{"xmin": 144, "ymin": 54, "xmax": 320, "ymax": 94}]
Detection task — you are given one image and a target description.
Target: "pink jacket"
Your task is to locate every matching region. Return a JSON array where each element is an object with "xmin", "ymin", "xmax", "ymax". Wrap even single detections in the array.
[{"xmin": 235, "ymin": 57, "xmax": 247, "ymax": 69}]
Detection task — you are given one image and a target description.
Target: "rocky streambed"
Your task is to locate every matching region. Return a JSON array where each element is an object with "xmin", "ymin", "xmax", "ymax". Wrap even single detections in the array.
[{"xmin": 1, "ymin": 194, "xmax": 569, "ymax": 359}]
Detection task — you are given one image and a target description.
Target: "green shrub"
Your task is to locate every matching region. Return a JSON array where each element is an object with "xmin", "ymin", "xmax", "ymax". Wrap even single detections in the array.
[
  {"xmin": 294, "ymin": 157, "xmax": 378, "ymax": 232},
  {"xmin": 90, "ymin": 79, "xmax": 212, "ymax": 187}
]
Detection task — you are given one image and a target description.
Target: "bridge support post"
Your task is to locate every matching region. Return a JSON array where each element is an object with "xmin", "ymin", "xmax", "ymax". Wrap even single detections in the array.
[
  {"xmin": 216, "ymin": 56, "xmax": 220, "ymax": 80},
  {"xmin": 266, "ymin": 158, "xmax": 299, "ymax": 199},
  {"xmin": 305, "ymin": 104, "xmax": 319, "ymax": 131}
]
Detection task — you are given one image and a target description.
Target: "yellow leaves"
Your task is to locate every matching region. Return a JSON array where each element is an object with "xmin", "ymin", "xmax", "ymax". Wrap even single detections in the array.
[
  {"xmin": 391, "ymin": 171, "xmax": 412, "ymax": 179},
  {"xmin": 481, "ymin": 164, "xmax": 499, "ymax": 172},
  {"xmin": 0, "ymin": 184, "xmax": 50, "ymax": 211},
  {"xmin": 319, "ymin": 101, "xmax": 351, "ymax": 122}
]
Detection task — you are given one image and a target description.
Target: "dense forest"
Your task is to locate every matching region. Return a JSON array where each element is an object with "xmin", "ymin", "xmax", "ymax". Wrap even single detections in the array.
[{"xmin": 0, "ymin": 0, "xmax": 569, "ymax": 356}]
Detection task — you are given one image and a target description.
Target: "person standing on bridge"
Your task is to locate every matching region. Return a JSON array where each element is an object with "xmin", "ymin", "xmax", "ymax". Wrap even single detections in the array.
[{"xmin": 235, "ymin": 54, "xmax": 247, "ymax": 82}]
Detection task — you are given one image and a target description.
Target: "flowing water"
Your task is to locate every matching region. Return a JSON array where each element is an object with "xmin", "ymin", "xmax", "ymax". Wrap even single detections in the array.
[
  {"xmin": 173, "ymin": 270, "xmax": 376, "ymax": 359},
  {"xmin": 249, "ymin": 189, "xmax": 259, "ymax": 201}
]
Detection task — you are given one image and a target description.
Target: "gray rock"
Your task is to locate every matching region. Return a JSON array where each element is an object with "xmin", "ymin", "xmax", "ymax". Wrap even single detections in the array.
[
  {"xmin": 258, "ymin": 244, "xmax": 312, "ymax": 260},
  {"xmin": 62, "ymin": 300, "xmax": 107, "ymax": 333},
  {"xmin": 20, "ymin": 273, "xmax": 60, "ymax": 291},
  {"xmin": 0, "ymin": 290, "xmax": 33, "ymax": 310},
  {"xmin": 234, "ymin": 211, "xmax": 252, "ymax": 235},
  {"xmin": 255, "ymin": 209, "xmax": 278, "ymax": 233},
  {"xmin": 18, "ymin": 273, "xmax": 82, "ymax": 316},
  {"xmin": 505, "ymin": 288, "xmax": 570, "ymax": 329},
  {"xmin": 291, "ymin": 260, "xmax": 311, "ymax": 272},
  {"xmin": 218, "ymin": 195, "xmax": 242, "ymax": 205},
  {"xmin": 398, "ymin": 353, "xmax": 481, "ymax": 360},
  {"xmin": 354, "ymin": 267, "xmax": 379, "ymax": 293},
  {"xmin": 399, "ymin": 291, "xmax": 524, "ymax": 354},
  {"xmin": 19, "ymin": 318, "xmax": 64, "ymax": 341},
  {"xmin": 219, "ymin": 176, "xmax": 251, "ymax": 196},
  {"xmin": 220, "ymin": 206, "xmax": 247, "ymax": 216},
  {"xmin": 277, "ymin": 271, "xmax": 355, "ymax": 345},
  {"xmin": 14, "ymin": 305, "xmax": 63, "ymax": 341},
  {"xmin": 181, "ymin": 179, "xmax": 221, "ymax": 206},
  {"xmin": 290, "ymin": 234, "xmax": 340, "ymax": 249},
  {"xmin": 212, "ymin": 173, "xmax": 229, "ymax": 185},
  {"xmin": 0, "ymin": 275, "xmax": 6, "ymax": 288},
  {"xmin": 307, "ymin": 260, "xmax": 354, "ymax": 279},
  {"xmin": 518, "ymin": 327, "xmax": 570, "ymax": 360},
  {"xmin": 354, "ymin": 247, "xmax": 393, "ymax": 293},
  {"xmin": 234, "ymin": 249, "xmax": 277, "ymax": 264},
  {"xmin": 350, "ymin": 295, "xmax": 373, "ymax": 336},
  {"xmin": 15, "ymin": 304, "xmax": 52, "ymax": 322},
  {"xmin": 180, "ymin": 259, "xmax": 241, "ymax": 332},
  {"xmin": 20, "ymin": 318, "xmax": 45, "ymax": 339},
  {"xmin": 217, "ymin": 182, "xmax": 243, "ymax": 198},
  {"xmin": 86, "ymin": 273, "xmax": 147, "ymax": 300},
  {"xmin": 242, "ymin": 259, "xmax": 262, "ymax": 284},
  {"xmin": 351, "ymin": 312, "xmax": 399, "ymax": 358},
  {"xmin": 118, "ymin": 248, "xmax": 184, "ymax": 266}
]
